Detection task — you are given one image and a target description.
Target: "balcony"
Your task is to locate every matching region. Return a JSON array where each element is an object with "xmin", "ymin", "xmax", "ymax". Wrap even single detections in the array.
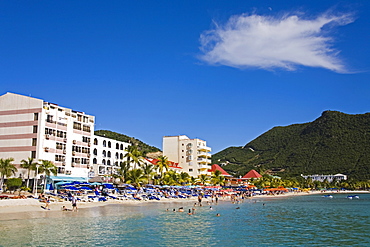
[
  {"xmin": 198, "ymin": 163, "xmax": 211, "ymax": 170},
  {"xmin": 198, "ymin": 152, "xmax": 211, "ymax": 158},
  {"xmin": 197, "ymin": 146, "xmax": 211, "ymax": 152},
  {"xmin": 197, "ymin": 157, "xmax": 211, "ymax": 164}
]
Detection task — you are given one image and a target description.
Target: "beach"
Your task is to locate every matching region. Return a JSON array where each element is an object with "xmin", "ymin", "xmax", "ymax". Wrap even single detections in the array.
[{"xmin": 1, "ymin": 190, "xmax": 367, "ymax": 219}]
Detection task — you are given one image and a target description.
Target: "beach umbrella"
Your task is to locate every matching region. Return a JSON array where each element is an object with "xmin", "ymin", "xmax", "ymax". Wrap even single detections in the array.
[
  {"xmin": 79, "ymin": 186, "xmax": 93, "ymax": 190},
  {"xmin": 55, "ymin": 181, "xmax": 72, "ymax": 186},
  {"xmin": 90, "ymin": 182, "xmax": 101, "ymax": 186},
  {"xmin": 103, "ymin": 183, "xmax": 114, "ymax": 189},
  {"xmin": 64, "ymin": 186, "xmax": 79, "ymax": 191}
]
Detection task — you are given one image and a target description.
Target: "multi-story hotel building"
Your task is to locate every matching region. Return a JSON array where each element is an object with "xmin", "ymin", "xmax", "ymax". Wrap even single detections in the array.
[
  {"xmin": 0, "ymin": 92, "xmax": 130, "ymax": 182},
  {"xmin": 163, "ymin": 135, "xmax": 212, "ymax": 177},
  {"xmin": 92, "ymin": 135, "xmax": 130, "ymax": 177}
]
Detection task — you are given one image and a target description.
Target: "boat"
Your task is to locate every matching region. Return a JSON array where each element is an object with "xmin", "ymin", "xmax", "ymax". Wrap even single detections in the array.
[
  {"xmin": 347, "ymin": 195, "xmax": 359, "ymax": 199},
  {"xmin": 322, "ymin": 195, "xmax": 333, "ymax": 198}
]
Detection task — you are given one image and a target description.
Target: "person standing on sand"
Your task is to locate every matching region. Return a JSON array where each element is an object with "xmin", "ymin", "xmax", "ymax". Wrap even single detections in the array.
[
  {"xmin": 44, "ymin": 196, "xmax": 50, "ymax": 210},
  {"xmin": 71, "ymin": 195, "xmax": 77, "ymax": 212}
]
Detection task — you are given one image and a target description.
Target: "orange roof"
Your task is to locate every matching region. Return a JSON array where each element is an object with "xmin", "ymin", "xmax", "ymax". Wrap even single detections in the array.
[
  {"xmin": 208, "ymin": 164, "xmax": 232, "ymax": 177},
  {"xmin": 242, "ymin": 169, "xmax": 262, "ymax": 179}
]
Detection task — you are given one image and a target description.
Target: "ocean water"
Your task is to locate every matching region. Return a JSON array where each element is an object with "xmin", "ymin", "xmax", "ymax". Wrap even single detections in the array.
[{"xmin": 0, "ymin": 193, "xmax": 369, "ymax": 247}]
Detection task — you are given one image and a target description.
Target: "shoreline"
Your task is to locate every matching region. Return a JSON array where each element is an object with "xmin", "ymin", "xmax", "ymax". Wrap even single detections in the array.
[{"xmin": 0, "ymin": 190, "xmax": 368, "ymax": 219}]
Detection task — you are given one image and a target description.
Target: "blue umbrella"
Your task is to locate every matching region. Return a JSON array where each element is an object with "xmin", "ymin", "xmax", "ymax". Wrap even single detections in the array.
[
  {"xmin": 64, "ymin": 186, "xmax": 79, "ymax": 191},
  {"xmin": 79, "ymin": 186, "xmax": 93, "ymax": 191}
]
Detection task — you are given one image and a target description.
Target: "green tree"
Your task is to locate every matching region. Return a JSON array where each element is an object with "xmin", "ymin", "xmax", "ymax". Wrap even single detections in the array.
[
  {"xmin": 20, "ymin": 157, "xmax": 38, "ymax": 189},
  {"xmin": 156, "ymin": 155, "xmax": 170, "ymax": 179},
  {"xmin": 6, "ymin": 178, "xmax": 22, "ymax": 191},
  {"xmin": 162, "ymin": 170, "xmax": 179, "ymax": 185},
  {"xmin": 142, "ymin": 163, "xmax": 155, "ymax": 184},
  {"xmin": 211, "ymin": 170, "xmax": 225, "ymax": 186},
  {"xmin": 118, "ymin": 161, "xmax": 131, "ymax": 183},
  {"xmin": 126, "ymin": 168, "xmax": 146, "ymax": 188},
  {"xmin": 190, "ymin": 176, "xmax": 198, "ymax": 185},
  {"xmin": 199, "ymin": 174, "xmax": 209, "ymax": 185},
  {"xmin": 0, "ymin": 158, "xmax": 17, "ymax": 191},
  {"xmin": 178, "ymin": 172, "xmax": 190, "ymax": 185},
  {"xmin": 38, "ymin": 160, "xmax": 57, "ymax": 191},
  {"xmin": 125, "ymin": 145, "xmax": 143, "ymax": 169}
]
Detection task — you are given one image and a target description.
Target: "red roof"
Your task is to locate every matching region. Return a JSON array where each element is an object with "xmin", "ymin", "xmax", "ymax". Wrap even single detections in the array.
[
  {"xmin": 242, "ymin": 169, "xmax": 262, "ymax": 179},
  {"xmin": 145, "ymin": 158, "xmax": 182, "ymax": 169},
  {"xmin": 208, "ymin": 164, "xmax": 232, "ymax": 177}
]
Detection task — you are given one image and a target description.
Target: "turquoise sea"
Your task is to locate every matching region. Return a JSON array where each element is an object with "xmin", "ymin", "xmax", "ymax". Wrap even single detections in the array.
[{"xmin": 0, "ymin": 193, "xmax": 369, "ymax": 247}]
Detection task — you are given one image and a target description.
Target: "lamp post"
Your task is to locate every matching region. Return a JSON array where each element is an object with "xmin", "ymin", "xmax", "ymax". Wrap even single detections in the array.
[{"xmin": 33, "ymin": 164, "xmax": 39, "ymax": 197}]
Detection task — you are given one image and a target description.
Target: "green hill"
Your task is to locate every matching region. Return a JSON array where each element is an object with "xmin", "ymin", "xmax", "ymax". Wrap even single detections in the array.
[
  {"xmin": 212, "ymin": 111, "xmax": 370, "ymax": 180},
  {"xmin": 94, "ymin": 130, "xmax": 161, "ymax": 155}
]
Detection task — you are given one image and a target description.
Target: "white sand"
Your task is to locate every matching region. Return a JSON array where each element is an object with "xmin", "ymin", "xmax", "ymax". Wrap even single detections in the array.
[{"xmin": 0, "ymin": 190, "xmax": 367, "ymax": 216}]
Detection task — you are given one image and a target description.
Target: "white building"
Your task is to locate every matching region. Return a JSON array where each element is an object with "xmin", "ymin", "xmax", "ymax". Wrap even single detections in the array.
[
  {"xmin": 0, "ymin": 92, "xmax": 130, "ymax": 182},
  {"xmin": 91, "ymin": 135, "xmax": 130, "ymax": 177},
  {"xmin": 163, "ymin": 135, "xmax": 212, "ymax": 177},
  {"xmin": 301, "ymin": 174, "xmax": 348, "ymax": 183}
]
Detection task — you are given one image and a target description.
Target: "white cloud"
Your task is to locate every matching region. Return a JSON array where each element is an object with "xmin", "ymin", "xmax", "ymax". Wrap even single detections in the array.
[{"xmin": 199, "ymin": 12, "xmax": 354, "ymax": 73}]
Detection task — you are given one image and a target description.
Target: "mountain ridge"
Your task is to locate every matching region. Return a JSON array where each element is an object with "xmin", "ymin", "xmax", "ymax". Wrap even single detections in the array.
[{"xmin": 212, "ymin": 111, "xmax": 370, "ymax": 180}]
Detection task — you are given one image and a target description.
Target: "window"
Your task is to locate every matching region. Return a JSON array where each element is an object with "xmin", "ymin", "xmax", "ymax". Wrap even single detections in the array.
[
  {"xmin": 115, "ymin": 152, "xmax": 118, "ymax": 159},
  {"xmin": 189, "ymin": 169, "xmax": 193, "ymax": 172},
  {"xmin": 107, "ymin": 160, "xmax": 111, "ymax": 166},
  {"xmin": 34, "ymin": 113, "xmax": 39, "ymax": 121},
  {"xmin": 55, "ymin": 155, "xmax": 65, "ymax": 162},
  {"xmin": 94, "ymin": 138, "xmax": 98, "ymax": 145},
  {"xmin": 102, "ymin": 159, "xmax": 106, "ymax": 165},
  {"xmin": 73, "ymin": 122, "xmax": 82, "ymax": 130},
  {"xmin": 57, "ymin": 167, "xmax": 65, "ymax": 174},
  {"xmin": 93, "ymin": 149, "xmax": 97, "ymax": 155},
  {"xmin": 83, "ymin": 125, "xmax": 90, "ymax": 132},
  {"xmin": 116, "ymin": 143, "xmax": 119, "ymax": 149},
  {"xmin": 46, "ymin": 115, "xmax": 53, "ymax": 123},
  {"xmin": 82, "ymin": 136, "xmax": 90, "ymax": 143},
  {"xmin": 102, "ymin": 150, "xmax": 106, "ymax": 157},
  {"xmin": 103, "ymin": 140, "xmax": 106, "ymax": 147},
  {"xmin": 120, "ymin": 144, "xmax": 123, "ymax": 150},
  {"xmin": 31, "ymin": 151, "xmax": 36, "ymax": 159},
  {"xmin": 108, "ymin": 141, "xmax": 111, "ymax": 148},
  {"xmin": 32, "ymin": 138, "xmax": 37, "ymax": 146},
  {"xmin": 33, "ymin": 126, "xmax": 38, "ymax": 133},
  {"xmin": 107, "ymin": 151, "xmax": 111, "ymax": 158},
  {"xmin": 120, "ymin": 153, "xmax": 123, "ymax": 159},
  {"xmin": 93, "ymin": 158, "xmax": 97, "ymax": 164}
]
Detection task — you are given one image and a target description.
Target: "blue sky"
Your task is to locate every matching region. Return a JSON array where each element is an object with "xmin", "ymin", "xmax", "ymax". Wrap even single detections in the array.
[{"xmin": 1, "ymin": 1, "xmax": 369, "ymax": 153}]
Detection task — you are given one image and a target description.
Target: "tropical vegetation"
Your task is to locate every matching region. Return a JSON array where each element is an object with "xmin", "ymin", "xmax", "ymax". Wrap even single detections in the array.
[
  {"xmin": 38, "ymin": 160, "xmax": 57, "ymax": 191},
  {"xmin": 20, "ymin": 157, "xmax": 37, "ymax": 189},
  {"xmin": 0, "ymin": 158, "xmax": 17, "ymax": 190},
  {"xmin": 213, "ymin": 111, "xmax": 370, "ymax": 181}
]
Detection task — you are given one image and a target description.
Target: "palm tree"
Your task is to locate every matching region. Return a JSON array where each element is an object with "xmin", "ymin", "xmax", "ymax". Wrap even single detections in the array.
[
  {"xmin": 199, "ymin": 174, "xmax": 209, "ymax": 185},
  {"xmin": 38, "ymin": 160, "xmax": 57, "ymax": 191},
  {"xmin": 20, "ymin": 157, "xmax": 38, "ymax": 188},
  {"xmin": 124, "ymin": 145, "xmax": 143, "ymax": 169},
  {"xmin": 162, "ymin": 170, "xmax": 179, "ymax": 185},
  {"xmin": 178, "ymin": 172, "xmax": 190, "ymax": 185},
  {"xmin": 0, "ymin": 158, "xmax": 17, "ymax": 191},
  {"xmin": 142, "ymin": 163, "xmax": 155, "ymax": 184},
  {"xmin": 190, "ymin": 176, "xmax": 198, "ymax": 185},
  {"xmin": 156, "ymin": 155, "xmax": 170, "ymax": 179},
  {"xmin": 119, "ymin": 161, "xmax": 131, "ymax": 183},
  {"xmin": 211, "ymin": 170, "xmax": 225, "ymax": 186},
  {"xmin": 126, "ymin": 168, "xmax": 146, "ymax": 188}
]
